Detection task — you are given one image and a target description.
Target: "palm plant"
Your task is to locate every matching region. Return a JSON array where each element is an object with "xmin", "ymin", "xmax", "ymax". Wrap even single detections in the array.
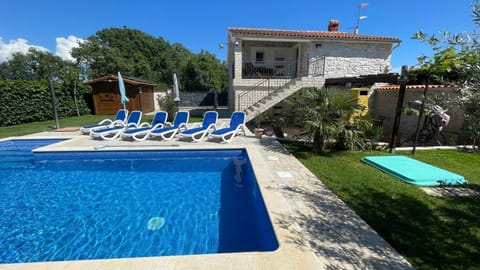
[
  {"xmin": 289, "ymin": 87, "xmax": 361, "ymax": 154},
  {"xmin": 348, "ymin": 116, "xmax": 384, "ymax": 150}
]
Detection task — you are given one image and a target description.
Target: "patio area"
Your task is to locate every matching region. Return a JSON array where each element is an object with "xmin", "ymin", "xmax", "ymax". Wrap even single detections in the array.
[{"xmin": 1, "ymin": 128, "xmax": 413, "ymax": 270}]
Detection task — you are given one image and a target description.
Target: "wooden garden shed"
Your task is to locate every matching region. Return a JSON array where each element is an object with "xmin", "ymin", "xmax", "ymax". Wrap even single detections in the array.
[{"xmin": 85, "ymin": 74, "xmax": 156, "ymax": 115}]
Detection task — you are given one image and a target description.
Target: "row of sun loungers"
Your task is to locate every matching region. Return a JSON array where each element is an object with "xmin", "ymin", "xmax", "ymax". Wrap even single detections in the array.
[{"xmin": 80, "ymin": 109, "xmax": 246, "ymax": 143}]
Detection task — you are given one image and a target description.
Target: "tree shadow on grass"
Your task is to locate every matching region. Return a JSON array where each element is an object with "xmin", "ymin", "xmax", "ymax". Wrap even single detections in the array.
[
  {"xmin": 271, "ymin": 181, "xmax": 415, "ymax": 270},
  {"xmin": 262, "ymin": 138, "xmax": 480, "ymax": 269},
  {"xmin": 465, "ymin": 183, "xmax": 480, "ymax": 192},
  {"xmin": 274, "ymin": 180, "xmax": 480, "ymax": 270}
]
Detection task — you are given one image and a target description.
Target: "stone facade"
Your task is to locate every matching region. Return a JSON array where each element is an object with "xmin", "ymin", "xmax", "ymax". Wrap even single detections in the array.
[
  {"xmin": 314, "ymin": 42, "xmax": 393, "ymax": 78},
  {"xmin": 227, "ymin": 27, "xmax": 400, "ymax": 114}
]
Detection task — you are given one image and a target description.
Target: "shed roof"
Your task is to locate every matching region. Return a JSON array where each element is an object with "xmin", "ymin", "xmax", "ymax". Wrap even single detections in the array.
[
  {"xmin": 84, "ymin": 74, "xmax": 156, "ymax": 86},
  {"xmin": 376, "ymin": 84, "xmax": 451, "ymax": 90},
  {"xmin": 325, "ymin": 73, "xmax": 400, "ymax": 85},
  {"xmin": 228, "ymin": 27, "xmax": 401, "ymax": 43}
]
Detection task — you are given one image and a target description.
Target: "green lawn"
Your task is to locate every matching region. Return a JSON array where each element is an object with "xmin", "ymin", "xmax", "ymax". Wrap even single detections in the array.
[
  {"xmin": 0, "ymin": 114, "xmax": 202, "ymax": 139},
  {"xmin": 0, "ymin": 115, "xmax": 108, "ymax": 138},
  {"xmin": 283, "ymin": 142, "xmax": 480, "ymax": 270}
]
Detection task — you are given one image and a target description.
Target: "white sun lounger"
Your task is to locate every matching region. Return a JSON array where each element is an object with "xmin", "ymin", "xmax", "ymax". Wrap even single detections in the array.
[
  {"xmin": 91, "ymin": 111, "xmax": 142, "ymax": 140},
  {"xmin": 80, "ymin": 109, "xmax": 128, "ymax": 135},
  {"xmin": 149, "ymin": 111, "xmax": 189, "ymax": 140},
  {"xmin": 120, "ymin": 111, "xmax": 168, "ymax": 141}
]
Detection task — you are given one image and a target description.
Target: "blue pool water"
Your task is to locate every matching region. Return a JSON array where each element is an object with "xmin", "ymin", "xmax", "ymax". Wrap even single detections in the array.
[{"xmin": 0, "ymin": 139, "xmax": 278, "ymax": 263}]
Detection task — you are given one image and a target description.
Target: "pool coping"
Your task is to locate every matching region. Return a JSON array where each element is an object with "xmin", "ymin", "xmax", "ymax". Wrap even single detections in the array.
[{"xmin": 0, "ymin": 131, "xmax": 414, "ymax": 270}]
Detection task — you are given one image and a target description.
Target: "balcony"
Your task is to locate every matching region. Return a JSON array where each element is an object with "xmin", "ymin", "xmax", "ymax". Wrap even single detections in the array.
[{"xmin": 241, "ymin": 56, "xmax": 325, "ymax": 79}]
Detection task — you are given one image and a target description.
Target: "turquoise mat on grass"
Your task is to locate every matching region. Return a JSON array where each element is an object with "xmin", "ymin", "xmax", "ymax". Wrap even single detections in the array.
[{"xmin": 362, "ymin": 155, "xmax": 467, "ymax": 186}]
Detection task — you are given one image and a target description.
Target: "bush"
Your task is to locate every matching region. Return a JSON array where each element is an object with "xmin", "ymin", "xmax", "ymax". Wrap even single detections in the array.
[
  {"xmin": 0, "ymin": 80, "xmax": 91, "ymax": 126},
  {"xmin": 156, "ymin": 92, "xmax": 177, "ymax": 122}
]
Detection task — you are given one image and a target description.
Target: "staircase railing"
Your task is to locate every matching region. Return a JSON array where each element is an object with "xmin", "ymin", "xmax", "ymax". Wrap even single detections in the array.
[
  {"xmin": 236, "ymin": 78, "xmax": 290, "ymax": 111},
  {"xmin": 237, "ymin": 56, "xmax": 325, "ymax": 112}
]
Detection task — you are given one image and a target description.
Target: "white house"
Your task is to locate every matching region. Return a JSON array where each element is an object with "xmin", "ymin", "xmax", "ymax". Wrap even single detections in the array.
[{"xmin": 226, "ymin": 20, "xmax": 401, "ymax": 121}]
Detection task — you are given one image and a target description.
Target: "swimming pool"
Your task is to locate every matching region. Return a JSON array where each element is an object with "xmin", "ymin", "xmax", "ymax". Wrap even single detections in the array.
[{"xmin": 0, "ymin": 139, "xmax": 278, "ymax": 263}]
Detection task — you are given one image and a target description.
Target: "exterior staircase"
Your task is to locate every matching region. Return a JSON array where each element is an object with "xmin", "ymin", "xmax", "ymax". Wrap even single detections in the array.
[{"xmin": 241, "ymin": 76, "xmax": 325, "ymax": 122}]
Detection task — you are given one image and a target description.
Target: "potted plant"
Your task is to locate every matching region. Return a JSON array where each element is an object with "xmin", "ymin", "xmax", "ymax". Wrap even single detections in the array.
[{"xmin": 254, "ymin": 112, "xmax": 265, "ymax": 138}]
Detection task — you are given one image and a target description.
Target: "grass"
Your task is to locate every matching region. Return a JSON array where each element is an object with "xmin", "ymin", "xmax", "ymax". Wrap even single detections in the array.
[
  {"xmin": 283, "ymin": 142, "xmax": 480, "ymax": 270},
  {"xmin": 0, "ymin": 114, "xmax": 203, "ymax": 139}
]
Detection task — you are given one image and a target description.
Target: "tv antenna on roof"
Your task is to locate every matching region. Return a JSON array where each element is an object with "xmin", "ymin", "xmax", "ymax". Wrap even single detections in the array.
[{"xmin": 354, "ymin": 3, "xmax": 368, "ymax": 35}]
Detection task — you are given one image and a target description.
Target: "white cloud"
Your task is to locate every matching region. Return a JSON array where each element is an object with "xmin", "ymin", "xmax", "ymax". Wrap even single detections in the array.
[
  {"xmin": 0, "ymin": 37, "xmax": 48, "ymax": 62},
  {"xmin": 55, "ymin": 35, "xmax": 85, "ymax": 62}
]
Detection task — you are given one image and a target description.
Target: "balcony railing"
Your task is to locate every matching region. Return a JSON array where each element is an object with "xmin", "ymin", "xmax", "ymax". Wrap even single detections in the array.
[{"xmin": 241, "ymin": 56, "xmax": 325, "ymax": 79}]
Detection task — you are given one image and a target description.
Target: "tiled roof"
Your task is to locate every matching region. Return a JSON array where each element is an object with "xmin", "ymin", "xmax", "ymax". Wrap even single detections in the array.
[
  {"xmin": 228, "ymin": 27, "xmax": 401, "ymax": 43},
  {"xmin": 84, "ymin": 74, "xmax": 156, "ymax": 86},
  {"xmin": 376, "ymin": 84, "xmax": 451, "ymax": 90}
]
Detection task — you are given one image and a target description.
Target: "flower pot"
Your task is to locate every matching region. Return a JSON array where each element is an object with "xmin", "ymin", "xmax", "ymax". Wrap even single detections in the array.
[{"xmin": 254, "ymin": 128, "xmax": 265, "ymax": 139}]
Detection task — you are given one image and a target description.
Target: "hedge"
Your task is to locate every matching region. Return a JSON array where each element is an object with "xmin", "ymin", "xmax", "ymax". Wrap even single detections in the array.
[{"xmin": 0, "ymin": 80, "xmax": 92, "ymax": 126}]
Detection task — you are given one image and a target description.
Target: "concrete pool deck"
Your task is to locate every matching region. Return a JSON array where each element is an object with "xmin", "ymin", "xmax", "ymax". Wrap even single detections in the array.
[{"xmin": 1, "ymin": 128, "xmax": 414, "ymax": 270}]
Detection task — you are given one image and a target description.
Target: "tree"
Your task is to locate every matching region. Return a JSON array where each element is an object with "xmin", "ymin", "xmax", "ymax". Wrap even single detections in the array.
[
  {"xmin": 412, "ymin": 0, "xmax": 480, "ymax": 151},
  {"xmin": 182, "ymin": 50, "xmax": 228, "ymax": 107},
  {"xmin": 71, "ymin": 27, "xmax": 228, "ymax": 97},
  {"xmin": 71, "ymin": 27, "xmax": 194, "ymax": 86},
  {"xmin": 0, "ymin": 48, "xmax": 91, "ymax": 117},
  {"xmin": 182, "ymin": 50, "xmax": 227, "ymax": 90},
  {"xmin": 0, "ymin": 48, "xmax": 68, "ymax": 80}
]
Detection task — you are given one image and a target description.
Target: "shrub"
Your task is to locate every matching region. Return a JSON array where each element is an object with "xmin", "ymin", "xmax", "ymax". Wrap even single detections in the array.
[
  {"xmin": 157, "ymin": 92, "xmax": 177, "ymax": 122},
  {"xmin": 0, "ymin": 80, "xmax": 91, "ymax": 126}
]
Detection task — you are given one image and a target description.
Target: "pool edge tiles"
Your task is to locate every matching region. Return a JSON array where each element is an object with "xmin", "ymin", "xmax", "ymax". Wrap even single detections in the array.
[
  {"xmin": 0, "ymin": 138, "xmax": 67, "ymax": 150},
  {"xmin": 32, "ymin": 148, "xmax": 246, "ymax": 160},
  {"xmin": 1, "ymin": 147, "xmax": 278, "ymax": 263}
]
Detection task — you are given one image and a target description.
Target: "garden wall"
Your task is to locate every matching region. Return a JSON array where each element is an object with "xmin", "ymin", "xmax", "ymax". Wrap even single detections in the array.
[
  {"xmin": 153, "ymin": 89, "xmax": 227, "ymax": 110},
  {"xmin": 370, "ymin": 85, "xmax": 466, "ymax": 145}
]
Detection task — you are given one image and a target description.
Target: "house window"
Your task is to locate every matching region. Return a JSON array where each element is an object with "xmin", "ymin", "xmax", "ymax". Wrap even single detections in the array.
[{"xmin": 255, "ymin": 51, "xmax": 264, "ymax": 63}]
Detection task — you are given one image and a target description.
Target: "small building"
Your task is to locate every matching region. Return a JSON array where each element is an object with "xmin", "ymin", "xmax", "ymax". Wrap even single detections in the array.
[
  {"xmin": 85, "ymin": 74, "xmax": 156, "ymax": 115},
  {"xmin": 226, "ymin": 20, "xmax": 401, "ymax": 121}
]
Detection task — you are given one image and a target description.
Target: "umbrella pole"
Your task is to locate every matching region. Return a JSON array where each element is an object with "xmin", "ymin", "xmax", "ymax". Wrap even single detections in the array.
[
  {"xmin": 49, "ymin": 79, "xmax": 60, "ymax": 129},
  {"xmin": 175, "ymin": 100, "xmax": 179, "ymax": 112}
]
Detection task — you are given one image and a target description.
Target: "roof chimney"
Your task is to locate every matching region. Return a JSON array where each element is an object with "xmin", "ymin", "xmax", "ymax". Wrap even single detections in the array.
[{"xmin": 328, "ymin": 20, "xmax": 339, "ymax": 32}]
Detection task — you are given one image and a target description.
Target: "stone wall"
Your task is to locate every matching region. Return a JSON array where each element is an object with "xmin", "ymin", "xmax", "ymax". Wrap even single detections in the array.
[
  {"xmin": 370, "ymin": 87, "xmax": 466, "ymax": 145},
  {"xmin": 309, "ymin": 42, "xmax": 392, "ymax": 78},
  {"xmin": 154, "ymin": 90, "xmax": 227, "ymax": 110},
  {"xmin": 179, "ymin": 91, "xmax": 227, "ymax": 107}
]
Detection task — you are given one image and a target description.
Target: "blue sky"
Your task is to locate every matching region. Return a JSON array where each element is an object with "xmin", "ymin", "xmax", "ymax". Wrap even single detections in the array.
[{"xmin": 0, "ymin": 0, "xmax": 476, "ymax": 71}]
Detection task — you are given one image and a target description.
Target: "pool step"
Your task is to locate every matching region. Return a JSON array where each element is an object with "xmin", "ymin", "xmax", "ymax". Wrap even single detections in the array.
[
  {"xmin": 0, "ymin": 160, "xmax": 35, "ymax": 169},
  {"xmin": 0, "ymin": 151, "xmax": 35, "ymax": 169}
]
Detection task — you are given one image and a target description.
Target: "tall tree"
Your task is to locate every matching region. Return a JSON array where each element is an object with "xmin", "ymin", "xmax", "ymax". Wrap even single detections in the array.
[
  {"xmin": 0, "ymin": 48, "xmax": 68, "ymax": 80},
  {"xmin": 0, "ymin": 48, "xmax": 90, "ymax": 117},
  {"xmin": 182, "ymin": 50, "xmax": 228, "ymax": 106},
  {"xmin": 71, "ymin": 27, "xmax": 194, "ymax": 86},
  {"xmin": 71, "ymin": 27, "xmax": 228, "ymax": 94}
]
